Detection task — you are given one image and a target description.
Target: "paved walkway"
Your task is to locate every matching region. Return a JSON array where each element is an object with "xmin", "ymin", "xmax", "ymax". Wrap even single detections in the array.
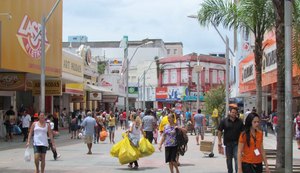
[{"xmin": 0, "ymin": 127, "xmax": 299, "ymax": 173}]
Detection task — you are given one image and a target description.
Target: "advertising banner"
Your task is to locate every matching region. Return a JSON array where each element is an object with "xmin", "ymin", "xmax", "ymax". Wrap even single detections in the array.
[
  {"xmin": 0, "ymin": 0, "xmax": 62, "ymax": 77},
  {"xmin": 0, "ymin": 73, "xmax": 25, "ymax": 91}
]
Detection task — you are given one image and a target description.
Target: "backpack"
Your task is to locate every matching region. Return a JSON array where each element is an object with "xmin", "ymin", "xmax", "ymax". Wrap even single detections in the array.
[{"xmin": 176, "ymin": 127, "xmax": 188, "ymax": 156}]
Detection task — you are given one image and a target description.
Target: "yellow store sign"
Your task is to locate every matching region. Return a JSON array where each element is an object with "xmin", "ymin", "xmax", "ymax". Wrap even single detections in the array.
[
  {"xmin": 0, "ymin": 0, "xmax": 62, "ymax": 77},
  {"xmin": 32, "ymin": 80, "xmax": 62, "ymax": 96}
]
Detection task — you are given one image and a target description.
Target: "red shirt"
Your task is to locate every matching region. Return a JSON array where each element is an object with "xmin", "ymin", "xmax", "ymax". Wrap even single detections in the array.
[{"xmin": 273, "ymin": 116, "xmax": 278, "ymax": 125}]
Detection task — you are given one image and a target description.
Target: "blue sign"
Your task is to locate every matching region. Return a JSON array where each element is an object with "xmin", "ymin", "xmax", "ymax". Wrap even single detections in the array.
[{"xmin": 183, "ymin": 95, "xmax": 204, "ymax": 102}]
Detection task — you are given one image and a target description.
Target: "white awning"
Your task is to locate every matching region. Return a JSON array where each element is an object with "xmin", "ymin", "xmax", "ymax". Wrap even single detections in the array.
[{"xmin": 85, "ymin": 84, "xmax": 112, "ymax": 93}]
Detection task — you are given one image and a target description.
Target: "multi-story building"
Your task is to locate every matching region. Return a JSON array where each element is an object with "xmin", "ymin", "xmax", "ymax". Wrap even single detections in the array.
[
  {"xmin": 156, "ymin": 53, "xmax": 226, "ymax": 113},
  {"xmin": 63, "ymin": 39, "xmax": 181, "ymax": 111}
]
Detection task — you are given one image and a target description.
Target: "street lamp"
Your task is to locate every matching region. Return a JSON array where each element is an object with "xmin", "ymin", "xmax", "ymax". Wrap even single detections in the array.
[
  {"xmin": 194, "ymin": 55, "xmax": 203, "ymax": 111},
  {"xmin": 34, "ymin": 0, "xmax": 61, "ymax": 113},
  {"xmin": 188, "ymin": 14, "xmax": 233, "ymax": 116},
  {"xmin": 120, "ymin": 37, "xmax": 153, "ymax": 118}
]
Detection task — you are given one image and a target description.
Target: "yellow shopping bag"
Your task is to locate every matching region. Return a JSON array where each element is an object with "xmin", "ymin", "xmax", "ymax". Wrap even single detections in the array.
[
  {"xmin": 139, "ymin": 137, "xmax": 155, "ymax": 157},
  {"xmin": 110, "ymin": 138, "xmax": 125, "ymax": 158},
  {"xmin": 118, "ymin": 136, "xmax": 140, "ymax": 165}
]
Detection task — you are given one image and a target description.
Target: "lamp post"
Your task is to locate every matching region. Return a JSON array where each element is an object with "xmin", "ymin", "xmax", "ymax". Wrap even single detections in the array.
[
  {"xmin": 194, "ymin": 55, "xmax": 203, "ymax": 111},
  {"xmin": 34, "ymin": 0, "xmax": 61, "ymax": 113},
  {"xmin": 285, "ymin": 0, "xmax": 292, "ymax": 171},
  {"xmin": 188, "ymin": 15, "xmax": 233, "ymax": 116},
  {"xmin": 120, "ymin": 38, "xmax": 153, "ymax": 118}
]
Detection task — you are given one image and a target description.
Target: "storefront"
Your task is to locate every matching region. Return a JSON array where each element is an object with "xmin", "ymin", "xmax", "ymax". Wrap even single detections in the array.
[{"xmin": 0, "ymin": 0, "xmax": 62, "ymax": 114}]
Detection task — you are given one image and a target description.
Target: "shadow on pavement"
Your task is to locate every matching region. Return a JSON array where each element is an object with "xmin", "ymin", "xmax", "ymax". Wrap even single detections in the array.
[{"xmin": 116, "ymin": 166, "xmax": 159, "ymax": 171}]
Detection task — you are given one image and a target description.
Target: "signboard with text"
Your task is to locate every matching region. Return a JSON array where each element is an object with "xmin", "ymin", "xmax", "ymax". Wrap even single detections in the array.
[{"xmin": 32, "ymin": 80, "xmax": 62, "ymax": 96}]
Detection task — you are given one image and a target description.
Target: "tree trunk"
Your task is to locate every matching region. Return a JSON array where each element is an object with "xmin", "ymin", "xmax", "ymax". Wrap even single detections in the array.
[
  {"xmin": 254, "ymin": 37, "xmax": 263, "ymax": 116},
  {"xmin": 272, "ymin": 0, "xmax": 285, "ymax": 169}
]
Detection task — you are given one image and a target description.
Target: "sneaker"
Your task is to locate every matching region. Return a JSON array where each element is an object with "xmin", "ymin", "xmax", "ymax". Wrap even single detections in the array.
[
  {"xmin": 57, "ymin": 154, "xmax": 61, "ymax": 159},
  {"xmin": 128, "ymin": 164, "xmax": 133, "ymax": 168},
  {"xmin": 133, "ymin": 165, "xmax": 139, "ymax": 169}
]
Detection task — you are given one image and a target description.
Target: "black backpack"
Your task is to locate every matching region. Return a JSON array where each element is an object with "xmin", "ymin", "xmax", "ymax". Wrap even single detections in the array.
[{"xmin": 176, "ymin": 127, "xmax": 189, "ymax": 156}]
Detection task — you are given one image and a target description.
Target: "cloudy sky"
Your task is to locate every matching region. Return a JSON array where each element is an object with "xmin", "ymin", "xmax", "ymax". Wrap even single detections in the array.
[{"xmin": 63, "ymin": 0, "xmax": 233, "ymax": 55}]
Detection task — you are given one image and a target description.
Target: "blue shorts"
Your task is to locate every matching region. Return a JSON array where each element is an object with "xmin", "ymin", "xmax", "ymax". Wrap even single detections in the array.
[
  {"xmin": 33, "ymin": 146, "xmax": 48, "ymax": 154},
  {"xmin": 108, "ymin": 126, "xmax": 115, "ymax": 133}
]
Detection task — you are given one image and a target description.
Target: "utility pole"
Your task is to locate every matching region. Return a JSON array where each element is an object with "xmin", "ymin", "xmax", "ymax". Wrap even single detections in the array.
[
  {"xmin": 285, "ymin": 0, "xmax": 293, "ymax": 172},
  {"xmin": 123, "ymin": 36, "xmax": 129, "ymax": 120},
  {"xmin": 143, "ymin": 71, "xmax": 146, "ymax": 110},
  {"xmin": 225, "ymin": 37, "xmax": 230, "ymax": 116}
]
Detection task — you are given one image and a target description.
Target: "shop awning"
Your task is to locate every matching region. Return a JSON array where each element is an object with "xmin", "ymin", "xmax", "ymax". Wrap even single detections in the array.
[{"xmin": 85, "ymin": 84, "xmax": 112, "ymax": 93}]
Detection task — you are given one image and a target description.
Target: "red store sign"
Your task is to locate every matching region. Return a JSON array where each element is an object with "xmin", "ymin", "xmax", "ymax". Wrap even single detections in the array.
[{"xmin": 155, "ymin": 87, "xmax": 168, "ymax": 100}]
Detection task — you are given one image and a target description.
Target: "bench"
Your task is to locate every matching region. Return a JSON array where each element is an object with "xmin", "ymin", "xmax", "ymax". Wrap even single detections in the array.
[{"xmin": 263, "ymin": 149, "xmax": 300, "ymax": 172}]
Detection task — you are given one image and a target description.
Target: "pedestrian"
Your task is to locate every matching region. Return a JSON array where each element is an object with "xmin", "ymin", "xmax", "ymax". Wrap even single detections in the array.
[
  {"xmin": 237, "ymin": 112, "xmax": 270, "ymax": 173},
  {"xmin": 193, "ymin": 109, "xmax": 206, "ymax": 145},
  {"xmin": 26, "ymin": 112, "xmax": 56, "ymax": 173},
  {"xmin": 218, "ymin": 107, "xmax": 244, "ymax": 173},
  {"xmin": 295, "ymin": 112, "xmax": 300, "ymax": 150},
  {"xmin": 108, "ymin": 111, "xmax": 116, "ymax": 144},
  {"xmin": 260, "ymin": 110, "xmax": 270, "ymax": 137},
  {"xmin": 46, "ymin": 115, "xmax": 61, "ymax": 160},
  {"xmin": 127, "ymin": 114, "xmax": 144, "ymax": 169},
  {"xmin": 80, "ymin": 111, "xmax": 97, "ymax": 154},
  {"xmin": 142, "ymin": 109, "xmax": 156, "ymax": 143},
  {"xmin": 70, "ymin": 113, "xmax": 77, "ymax": 139},
  {"xmin": 21, "ymin": 110, "xmax": 31, "ymax": 142},
  {"xmin": 158, "ymin": 113, "xmax": 180, "ymax": 173},
  {"xmin": 4, "ymin": 106, "xmax": 15, "ymax": 141}
]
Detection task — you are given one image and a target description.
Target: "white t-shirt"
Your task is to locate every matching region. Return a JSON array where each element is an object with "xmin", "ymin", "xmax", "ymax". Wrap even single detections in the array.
[
  {"xmin": 21, "ymin": 114, "xmax": 31, "ymax": 128},
  {"xmin": 33, "ymin": 123, "xmax": 48, "ymax": 147}
]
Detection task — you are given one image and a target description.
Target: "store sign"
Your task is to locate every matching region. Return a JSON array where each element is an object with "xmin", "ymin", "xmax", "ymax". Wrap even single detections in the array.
[
  {"xmin": 262, "ymin": 49, "xmax": 277, "ymax": 74},
  {"xmin": 89, "ymin": 92, "xmax": 102, "ymax": 101},
  {"xmin": 0, "ymin": 73, "xmax": 25, "ymax": 91},
  {"xmin": 70, "ymin": 95, "xmax": 84, "ymax": 103},
  {"xmin": 32, "ymin": 80, "xmax": 62, "ymax": 96},
  {"xmin": 16, "ymin": 15, "xmax": 50, "ymax": 59},
  {"xmin": 0, "ymin": 0, "xmax": 62, "ymax": 77},
  {"xmin": 128, "ymin": 87, "xmax": 138, "ymax": 94},
  {"xmin": 242, "ymin": 61, "xmax": 254, "ymax": 83},
  {"xmin": 156, "ymin": 87, "xmax": 168, "ymax": 100},
  {"xmin": 62, "ymin": 51, "xmax": 83, "ymax": 77}
]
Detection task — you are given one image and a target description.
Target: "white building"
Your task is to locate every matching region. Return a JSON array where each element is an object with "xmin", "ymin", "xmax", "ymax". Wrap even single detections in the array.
[{"xmin": 63, "ymin": 39, "xmax": 183, "ymax": 110}]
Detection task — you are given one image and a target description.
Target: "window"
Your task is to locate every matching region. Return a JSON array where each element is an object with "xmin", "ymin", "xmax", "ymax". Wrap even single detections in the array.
[
  {"xmin": 170, "ymin": 69, "xmax": 177, "ymax": 83},
  {"xmin": 162, "ymin": 71, "xmax": 168, "ymax": 84},
  {"xmin": 167, "ymin": 49, "xmax": 170, "ymax": 55},
  {"xmin": 218, "ymin": 70, "xmax": 225, "ymax": 83},
  {"xmin": 212, "ymin": 70, "xmax": 217, "ymax": 83},
  {"xmin": 174, "ymin": 49, "xmax": 177, "ymax": 55},
  {"xmin": 181, "ymin": 69, "xmax": 188, "ymax": 83},
  {"xmin": 204, "ymin": 68, "xmax": 209, "ymax": 83}
]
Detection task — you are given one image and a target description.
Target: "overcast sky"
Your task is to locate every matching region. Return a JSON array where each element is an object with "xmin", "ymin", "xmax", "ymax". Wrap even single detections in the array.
[{"xmin": 63, "ymin": 0, "xmax": 233, "ymax": 55}]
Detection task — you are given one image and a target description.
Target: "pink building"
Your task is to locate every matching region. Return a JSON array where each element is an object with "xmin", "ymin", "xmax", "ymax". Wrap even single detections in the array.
[{"xmin": 156, "ymin": 53, "xmax": 226, "ymax": 111}]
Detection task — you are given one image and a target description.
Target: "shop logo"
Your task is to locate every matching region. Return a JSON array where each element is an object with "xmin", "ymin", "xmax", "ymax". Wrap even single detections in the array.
[{"xmin": 16, "ymin": 15, "xmax": 50, "ymax": 59}]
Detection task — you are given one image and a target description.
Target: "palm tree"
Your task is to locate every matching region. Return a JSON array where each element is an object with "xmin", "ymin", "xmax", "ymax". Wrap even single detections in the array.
[{"xmin": 197, "ymin": 0, "xmax": 275, "ymax": 117}]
